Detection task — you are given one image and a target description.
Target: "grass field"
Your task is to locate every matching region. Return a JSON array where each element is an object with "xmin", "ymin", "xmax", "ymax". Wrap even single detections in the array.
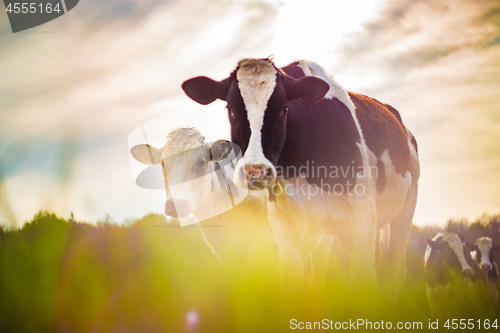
[{"xmin": 0, "ymin": 211, "xmax": 499, "ymax": 332}]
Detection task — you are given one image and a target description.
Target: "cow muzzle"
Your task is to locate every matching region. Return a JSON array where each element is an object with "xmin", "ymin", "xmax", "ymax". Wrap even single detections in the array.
[
  {"xmin": 165, "ymin": 198, "xmax": 192, "ymax": 219},
  {"xmin": 242, "ymin": 163, "xmax": 275, "ymax": 190},
  {"xmin": 481, "ymin": 263, "xmax": 491, "ymax": 271},
  {"xmin": 462, "ymin": 267, "xmax": 474, "ymax": 277}
]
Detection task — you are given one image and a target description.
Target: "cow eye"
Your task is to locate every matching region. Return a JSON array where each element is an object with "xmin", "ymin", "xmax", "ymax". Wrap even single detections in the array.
[
  {"xmin": 281, "ymin": 106, "xmax": 289, "ymax": 117},
  {"xmin": 198, "ymin": 159, "xmax": 206, "ymax": 168},
  {"xmin": 228, "ymin": 108, "xmax": 235, "ymax": 119}
]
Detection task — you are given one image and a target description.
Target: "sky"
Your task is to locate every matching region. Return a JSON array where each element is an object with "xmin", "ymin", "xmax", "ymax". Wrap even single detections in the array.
[{"xmin": 0, "ymin": 0, "xmax": 499, "ymax": 227}]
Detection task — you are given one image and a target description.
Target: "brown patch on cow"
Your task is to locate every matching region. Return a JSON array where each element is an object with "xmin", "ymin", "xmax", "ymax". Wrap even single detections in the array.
[
  {"xmin": 383, "ymin": 103, "xmax": 403, "ymax": 125},
  {"xmin": 349, "ymin": 93, "xmax": 412, "ymax": 176}
]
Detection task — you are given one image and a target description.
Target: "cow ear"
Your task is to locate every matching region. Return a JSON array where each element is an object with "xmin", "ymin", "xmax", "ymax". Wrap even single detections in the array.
[
  {"xmin": 426, "ymin": 238, "xmax": 436, "ymax": 248},
  {"xmin": 182, "ymin": 76, "xmax": 229, "ymax": 105},
  {"xmin": 427, "ymin": 238, "xmax": 446, "ymax": 250},
  {"xmin": 285, "ymin": 76, "xmax": 330, "ymax": 106},
  {"xmin": 130, "ymin": 144, "xmax": 162, "ymax": 165},
  {"xmin": 465, "ymin": 242, "xmax": 476, "ymax": 252},
  {"xmin": 209, "ymin": 140, "xmax": 233, "ymax": 162}
]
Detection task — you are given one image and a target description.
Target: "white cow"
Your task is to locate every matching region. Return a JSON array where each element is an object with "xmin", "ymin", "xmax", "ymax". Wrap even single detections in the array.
[
  {"xmin": 131, "ymin": 127, "xmax": 240, "ymax": 222},
  {"xmin": 130, "ymin": 127, "xmax": 271, "ymax": 274}
]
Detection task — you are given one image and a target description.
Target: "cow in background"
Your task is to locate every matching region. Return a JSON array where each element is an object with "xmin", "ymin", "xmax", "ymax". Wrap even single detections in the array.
[
  {"xmin": 466, "ymin": 237, "xmax": 499, "ymax": 317},
  {"xmin": 182, "ymin": 58, "xmax": 419, "ymax": 299},
  {"xmin": 425, "ymin": 233, "xmax": 474, "ymax": 318},
  {"xmin": 130, "ymin": 127, "xmax": 273, "ymax": 278}
]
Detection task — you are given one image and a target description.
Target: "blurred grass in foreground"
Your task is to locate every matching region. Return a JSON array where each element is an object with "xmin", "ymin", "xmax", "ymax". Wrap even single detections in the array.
[{"xmin": 0, "ymin": 211, "xmax": 499, "ymax": 332}]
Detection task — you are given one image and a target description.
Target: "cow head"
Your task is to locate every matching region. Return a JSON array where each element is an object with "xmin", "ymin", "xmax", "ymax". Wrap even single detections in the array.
[
  {"xmin": 466, "ymin": 237, "xmax": 500, "ymax": 272},
  {"xmin": 426, "ymin": 233, "xmax": 474, "ymax": 277},
  {"xmin": 130, "ymin": 128, "xmax": 233, "ymax": 219},
  {"xmin": 182, "ymin": 58, "xmax": 329, "ymax": 190}
]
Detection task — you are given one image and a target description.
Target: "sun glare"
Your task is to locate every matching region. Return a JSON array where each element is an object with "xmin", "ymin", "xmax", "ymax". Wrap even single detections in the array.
[{"xmin": 272, "ymin": 0, "xmax": 385, "ymax": 65}]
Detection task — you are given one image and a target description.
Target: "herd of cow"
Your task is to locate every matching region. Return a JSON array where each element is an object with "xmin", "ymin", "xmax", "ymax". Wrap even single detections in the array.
[
  {"xmin": 130, "ymin": 58, "xmax": 499, "ymax": 316},
  {"xmin": 425, "ymin": 233, "xmax": 499, "ymax": 317}
]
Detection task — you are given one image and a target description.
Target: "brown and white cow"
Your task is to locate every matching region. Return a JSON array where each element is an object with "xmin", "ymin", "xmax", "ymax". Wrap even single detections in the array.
[
  {"xmin": 182, "ymin": 58, "xmax": 420, "ymax": 295},
  {"xmin": 466, "ymin": 237, "xmax": 499, "ymax": 315}
]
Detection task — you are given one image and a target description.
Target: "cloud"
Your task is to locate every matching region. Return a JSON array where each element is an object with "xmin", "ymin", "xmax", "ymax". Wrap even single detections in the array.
[
  {"xmin": 330, "ymin": 0, "xmax": 500, "ymax": 224},
  {"xmin": 0, "ymin": 0, "xmax": 280, "ymax": 224},
  {"xmin": 0, "ymin": 0, "xmax": 280, "ymax": 140},
  {"xmin": 337, "ymin": 0, "xmax": 500, "ymax": 71}
]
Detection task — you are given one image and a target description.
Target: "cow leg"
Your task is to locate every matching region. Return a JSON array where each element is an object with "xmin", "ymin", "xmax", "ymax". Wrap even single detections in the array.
[
  {"xmin": 487, "ymin": 281, "xmax": 498, "ymax": 317},
  {"xmin": 379, "ymin": 194, "xmax": 417, "ymax": 300},
  {"xmin": 426, "ymin": 285, "xmax": 446, "ymax": 319},
  {"xmin": 374, "ymin": 228, "xmax": 381, "ymax": 266},
  {"xmin": 310, "ymin": 234, "xmax": 334, "ymax": 288},
  {"xmin": 348, "ymin": 196, "xmax": 378, "ymax": 283}
]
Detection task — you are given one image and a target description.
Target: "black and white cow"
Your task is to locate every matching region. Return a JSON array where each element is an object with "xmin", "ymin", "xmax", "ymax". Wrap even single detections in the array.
[
  {"xmin": 424, "ymin": 233, "xmax": 474, "ymax": 318},
  {"xmin": 182, "ymin": 58, "xmax": 420, "ymax": 295},
  {"xmin": 466, "ymin": 237, "xmax": 499, "ymax": 315}
]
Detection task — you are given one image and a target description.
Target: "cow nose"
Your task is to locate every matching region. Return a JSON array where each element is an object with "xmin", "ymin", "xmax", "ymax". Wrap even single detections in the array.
[
  {"xmin": 165, "ymin": 199, "xmax": 191, "ymax": 219},
  {"xmin": 481, "ymin": 263, "xmax": 491, "ymax": 271},
  {"xmin": 463, "ymin": 267, "xmax": 474, "ymax": 277},
  {"xmin": 244, "ymin": 164, "xmax": 275, "ymax": 189}
]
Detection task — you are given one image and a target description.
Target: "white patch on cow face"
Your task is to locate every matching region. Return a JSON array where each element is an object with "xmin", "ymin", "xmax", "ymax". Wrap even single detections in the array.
[
  {"xmin": 443, "ymin": 233, "xmax": 472, "ymax": 272},
  {"xmin": 165, "ymin": 162, "xmax": 205, "ymax": 214},
  {"xmin": 234, "ymin": 59, "xmax": 277, "ymax": 187},
  {"xmin": 476, "ymin": 237, "xmax": 493, "ymax": 268},
  {"xmin": 159, "ymin": 128, "xmax": 215, "ymax": 218}
]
